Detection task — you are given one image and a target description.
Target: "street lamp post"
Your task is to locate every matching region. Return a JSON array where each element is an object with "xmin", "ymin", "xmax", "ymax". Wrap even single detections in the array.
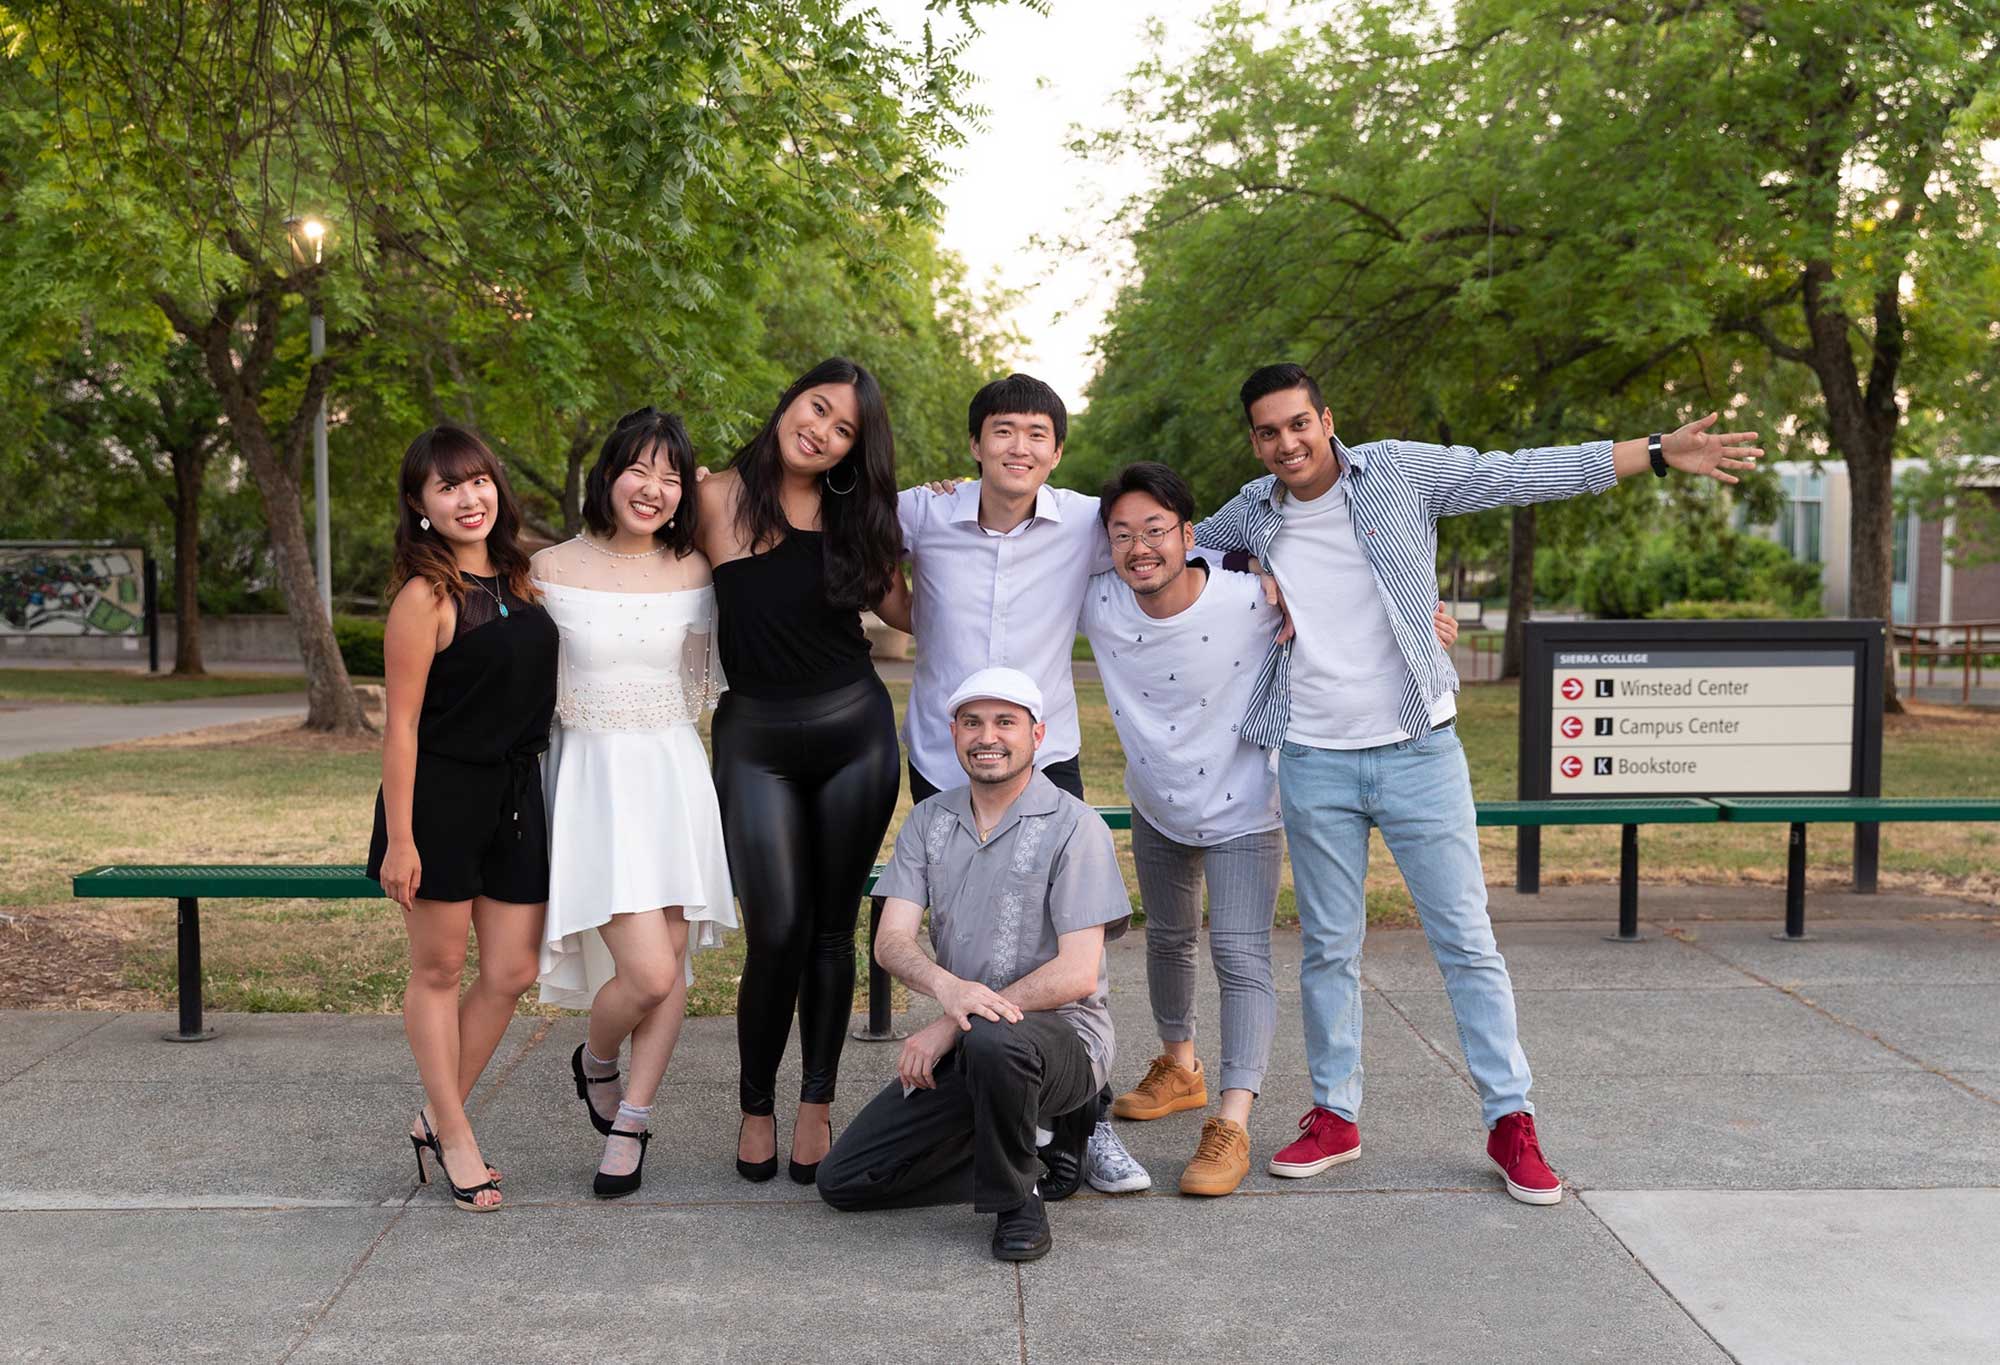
[{"xmin": 286, "ymin": 216, "xmax": 333, "ymax": 621}]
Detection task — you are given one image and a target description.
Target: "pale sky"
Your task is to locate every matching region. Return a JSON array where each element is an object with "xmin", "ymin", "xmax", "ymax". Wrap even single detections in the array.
[{"xmin": 873, "ymin": 1, "xmax": 1232, "ymax": 408}]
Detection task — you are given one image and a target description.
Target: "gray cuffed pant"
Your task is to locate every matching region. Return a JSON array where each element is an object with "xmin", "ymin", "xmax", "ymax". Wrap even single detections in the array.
[{"xmin": 1130, "ymin": 810, "xmax": 1282, "ymax": 1096}]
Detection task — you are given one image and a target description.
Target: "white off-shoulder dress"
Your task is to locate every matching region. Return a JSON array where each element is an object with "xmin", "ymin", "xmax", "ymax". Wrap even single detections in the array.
[{"xmin": 532, "ymin": 538, "xmax": 736, "ymax": 1009}]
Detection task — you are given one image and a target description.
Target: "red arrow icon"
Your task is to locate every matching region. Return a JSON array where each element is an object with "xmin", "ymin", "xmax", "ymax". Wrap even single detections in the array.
[
  {"xmin": 1560, "ymin": 677, "xmax": 1584, "ymax": 701},
  {"xmin": 1560, "ymin": 716, "xmax": 1583, "ymax": 739},
  {"xmin": 1559, "ymin": 755, "xmax": 1584, "ymax": 779}
]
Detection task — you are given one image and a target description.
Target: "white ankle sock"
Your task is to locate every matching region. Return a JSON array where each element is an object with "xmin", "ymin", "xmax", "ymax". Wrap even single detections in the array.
[
  {"xmin": 600, "ymin": 1101, "xmax": 652, "ymax": 1178},
  {"xmin": 583, "ymin": 1044, "xmax": 619, "ymax": 1075}
]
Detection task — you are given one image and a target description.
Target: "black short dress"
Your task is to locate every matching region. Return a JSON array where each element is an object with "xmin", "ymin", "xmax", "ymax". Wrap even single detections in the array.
[{"xmin": 367, "ymin": 573, "xmax": 559, "ymax": 904}]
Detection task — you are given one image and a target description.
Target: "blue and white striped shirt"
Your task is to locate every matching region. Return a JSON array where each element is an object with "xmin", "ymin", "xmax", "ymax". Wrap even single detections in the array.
[{"xmin": 1193, "ymin": 435, "xmax": 1617, "ymax": 747}]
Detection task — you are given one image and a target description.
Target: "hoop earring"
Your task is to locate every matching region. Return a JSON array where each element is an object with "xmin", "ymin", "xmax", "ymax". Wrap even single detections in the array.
[
  {"xmin": 823, "ymin": 463, "xmax": 857, "ymax": 496},
  {"xmin": 419, "ymin": 517, "xmax": 430, "ymax": 531}
]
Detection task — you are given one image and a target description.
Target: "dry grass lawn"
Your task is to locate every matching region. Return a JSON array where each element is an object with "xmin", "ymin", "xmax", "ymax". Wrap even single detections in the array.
[{"xmin": 2, "ymin": 679, "xmax": 1994, "ymax": 1015}]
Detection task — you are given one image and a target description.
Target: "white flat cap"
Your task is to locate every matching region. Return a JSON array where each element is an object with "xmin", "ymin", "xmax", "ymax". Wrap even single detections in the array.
[{"xmin": 945, "ymin": 666, "xmax": 1043, "ymax": 724}]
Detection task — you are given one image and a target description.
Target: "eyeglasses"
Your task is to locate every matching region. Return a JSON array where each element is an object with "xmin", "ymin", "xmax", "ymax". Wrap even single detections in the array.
[{"xmin": 1108, "ymin": 522, "xmax": 1182, "ymax": 551}]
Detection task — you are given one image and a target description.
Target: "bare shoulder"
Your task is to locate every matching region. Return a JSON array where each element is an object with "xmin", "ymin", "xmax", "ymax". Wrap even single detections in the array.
[
  {"xmin": 388, "ymin": 575, "xmax": 443, "ymax": 622},
  {"xmin": 697, "ymin": 468, "xmax": 751, "ymax": 562}
]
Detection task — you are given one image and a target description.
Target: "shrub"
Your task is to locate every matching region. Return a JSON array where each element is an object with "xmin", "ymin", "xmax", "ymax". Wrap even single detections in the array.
[
  {"xmin": 1650, "ymin": 599, "xmax": 1790, "ymax": 620},
  {"xmin": 334, "ymin": 615, "xmax": 385, "ymax": 676}
]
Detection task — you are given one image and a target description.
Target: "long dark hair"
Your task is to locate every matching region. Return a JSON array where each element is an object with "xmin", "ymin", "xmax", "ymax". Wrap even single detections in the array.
[
  {"xmin": 582, "ymin": 407, "xmax": 701, "ymax": 556},
  {"xmin": 729, "ymin": 357, "xmax": 902, "ymax": 611},
  {"xmin": 389, "ymin": 425, "xmax": 537, "ymax": 607}
]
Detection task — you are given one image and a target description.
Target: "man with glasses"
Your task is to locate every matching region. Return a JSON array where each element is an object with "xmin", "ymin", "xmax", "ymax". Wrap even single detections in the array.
[{"xmin": 1080, "ymin": 462, "xmax": 1458, "ymax": 1196}]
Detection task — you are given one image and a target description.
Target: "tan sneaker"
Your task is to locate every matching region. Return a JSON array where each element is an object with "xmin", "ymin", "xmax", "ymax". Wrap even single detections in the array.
[
  {"xmin": 1111, "ymin": 1054, "xmax": 1208, "ymax": 1121},
  {"xmin": 1179, "ymin": 1117, "xmax": 1251, "ymax": 1197}
]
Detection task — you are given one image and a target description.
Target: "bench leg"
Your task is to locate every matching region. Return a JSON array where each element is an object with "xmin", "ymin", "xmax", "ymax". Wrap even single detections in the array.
[
  {"xmin": 164, "ymin": 897, "xmax": 217, "ymax": 1042},
  {"xmin": 1774, "ymin": 822, "xmax": 1811, "ymax": 942},
  {"xmin": 1516, "ymin": 826, "xmax": 1541, "ymax": 895},
  {"xmin": 850, "ymin": 894, "xmax": 907, "ymax": 1042},
  {"xmin": 1605, "ymin": 824, "xmax": 1645, "ymax": 942},
  {"xmin": 1853, "ymin": 823, "xmax": 1878, "ymax": 894}
]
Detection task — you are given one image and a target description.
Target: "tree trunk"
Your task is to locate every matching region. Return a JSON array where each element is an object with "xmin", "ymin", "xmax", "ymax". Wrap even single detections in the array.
[
  {"xmin": 1846, "ymin": 445, "xmax": 1903, "ymax": 712},
  {"xmin": 185, "ymin": 312, "xmax": 369, "ymax": 735},
  {"xmin": 169, "ymin": 445, "xmax": 207, "ymax": 676},
  {"xmin": 1501, "ymin": 502, "xmax": 1535, "ymax": 679}
]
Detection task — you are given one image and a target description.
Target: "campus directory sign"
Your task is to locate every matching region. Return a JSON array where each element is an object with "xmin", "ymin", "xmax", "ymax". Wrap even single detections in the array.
[{"xmin": 1515, "ymin": 619, "xmax": 1886, "ymax": 891}]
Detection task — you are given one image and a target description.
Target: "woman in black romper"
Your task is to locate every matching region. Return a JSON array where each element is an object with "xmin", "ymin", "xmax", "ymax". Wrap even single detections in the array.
[
  {"xmin": 368, "ymin": 425, "xmax": 557, "ymax": 1211},
  {"xmin": 695, "ymin": 358, "xmax": 908, "ymax": 1183}
]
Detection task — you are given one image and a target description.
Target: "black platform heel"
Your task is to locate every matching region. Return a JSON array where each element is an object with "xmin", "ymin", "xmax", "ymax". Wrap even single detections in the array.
[
  {"xmin": 736, "ymin": 1115, "xmax": 778, "ymax": 1183},
  {"xmin": 410, "ymin": 1116, "xmax": 502, "ymax": 1211},
  {"xmin": 788, "ymin": 1119, "xmax": 834, "ymax": 1186},
  {"xmin": 411, "ymin": 1111, "xmax": 499, "ymax": 1185},
  {"xmin": 571, "ymin": 1043, "xmax": 621, "ymax": 1137},
  {"xmin": 593, "ymin": 1128, "xmax": 652, "ymax": 1200}
]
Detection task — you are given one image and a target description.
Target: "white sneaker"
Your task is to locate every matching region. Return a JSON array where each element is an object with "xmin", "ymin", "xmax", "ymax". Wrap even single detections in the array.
[{"xmin": 1085, "ymin": 1120, "xmax": 1152, "ymax": 1193}]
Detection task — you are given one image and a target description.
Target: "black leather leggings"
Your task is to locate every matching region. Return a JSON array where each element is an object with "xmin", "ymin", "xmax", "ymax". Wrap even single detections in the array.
[{"xmin": 713, "ymin": 675, "xmax": 901, "ymax": 1115}]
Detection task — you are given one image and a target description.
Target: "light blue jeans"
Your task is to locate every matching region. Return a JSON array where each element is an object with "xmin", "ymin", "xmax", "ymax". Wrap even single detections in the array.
[{"xmin": 1277, "ymin": 724, "xmax": 1532, "ymax": 1127}]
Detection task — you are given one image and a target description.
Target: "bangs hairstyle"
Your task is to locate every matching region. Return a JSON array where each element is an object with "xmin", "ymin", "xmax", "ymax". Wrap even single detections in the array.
[
  {"xmin": 729, "ymin": 357, "xmax": 903, "ymax": 611},
  {"xmin": 967, "ymin": 373, "xmax": 1068, "ymax": 449},
  {"xmin": 582, "ymin": 407, "xmax": 700, "ymax": 555},
  {"xmin": 1238, "ymin": 363, "xmax": 1328, "ymax": 424},
  {"xmin": 1097, "ymin": 461, "xmax": 1195, "ymax": 529},
  {"xmin": 388, "ymin": 424, "xmax": 538, "ymax": 607}
]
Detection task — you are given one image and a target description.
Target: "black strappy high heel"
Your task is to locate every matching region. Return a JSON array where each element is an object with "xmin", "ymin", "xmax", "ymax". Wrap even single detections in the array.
[
  {"xmin": 736, "ymin": 1115, "xmax": 778, "ymax": 1183},
  {"xmin": 571, "ymin": 1043, "xmax": 621, "ymax": 1137},
  {"xmin": 410, "ymin": 1114, "xmax": 502, "ymax": 1212},
  {"xmin": 593, "ymin": 1128, "xmax": 652, "ymax": 1200},
  {"xmin": 788, "ymin": 1118, "xmax": 834, "ymax": 1186}
]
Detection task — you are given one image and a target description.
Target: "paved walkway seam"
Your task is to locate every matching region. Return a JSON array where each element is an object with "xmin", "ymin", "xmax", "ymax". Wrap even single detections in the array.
[
  {"xmin": 1, "ymin": 1014, "xmax": 118, "ymax": 1086},
  {"xmin": 1666, "ymin": 928, "xmax": 2000, "ymax": 1111},
  {"xmin": 277, "ymin": 1201, "xmax": 412, "ymax": 1361},
  {"xmin": 1574, "ymin": 1192, "xmax": 1742, "ymax": 1364}
]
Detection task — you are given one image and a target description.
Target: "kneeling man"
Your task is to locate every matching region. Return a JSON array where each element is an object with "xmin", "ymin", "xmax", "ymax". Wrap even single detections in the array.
[{"xmin": 816, "ymin": 667, "xmax": 1129, "ymax": 1262}]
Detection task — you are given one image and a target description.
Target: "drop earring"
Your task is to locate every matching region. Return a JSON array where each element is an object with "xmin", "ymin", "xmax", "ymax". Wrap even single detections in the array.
[{"xmin": 419, "ymin": 517, "xmax": 430, "ymax": 530}]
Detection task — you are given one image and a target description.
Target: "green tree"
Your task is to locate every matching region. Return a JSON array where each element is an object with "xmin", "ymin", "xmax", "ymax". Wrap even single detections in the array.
[
  {"xmin": 1078, "ymin": 2, "xmax": 2000, "ymax": 705},
  {"xmin": 2, "ymin": 0, "xmax": 1014, "ymax": 731}
]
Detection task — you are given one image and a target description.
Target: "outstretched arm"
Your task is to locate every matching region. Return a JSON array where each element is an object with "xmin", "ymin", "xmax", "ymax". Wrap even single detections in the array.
[{"xmin": 1423, "ymin": 412, "xmax": 1762, "ymax": 519}]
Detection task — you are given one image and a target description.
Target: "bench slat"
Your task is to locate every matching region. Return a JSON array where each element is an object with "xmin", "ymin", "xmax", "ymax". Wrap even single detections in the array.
[
  {"xmin": 1712, "ymin": 797, "xmax": 2000, "ymax": 823},
  {"xmin": 1474, "ymin": 798, "xmax": 1721, "ymax": 827},
  {"xmin": 73, "ymin": 865, "xmax": 382, "ymax": 899}
]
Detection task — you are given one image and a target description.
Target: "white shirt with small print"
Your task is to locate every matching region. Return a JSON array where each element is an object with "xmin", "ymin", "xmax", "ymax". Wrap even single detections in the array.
[{"xmin": 1080, "ymin": 562, "xmax": 1283, "ymax": 846}]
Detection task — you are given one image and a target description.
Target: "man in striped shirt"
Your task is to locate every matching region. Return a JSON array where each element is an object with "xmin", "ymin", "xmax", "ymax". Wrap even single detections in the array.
[{"xmin": 1194, "ymin": 362, "xmax": 1762, "ymax": 1204}]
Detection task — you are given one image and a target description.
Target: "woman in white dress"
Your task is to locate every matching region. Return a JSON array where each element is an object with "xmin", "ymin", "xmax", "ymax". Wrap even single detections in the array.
[{"xmin": 532, "ymin": 407, "xmax": 736, "ymax": 1199}]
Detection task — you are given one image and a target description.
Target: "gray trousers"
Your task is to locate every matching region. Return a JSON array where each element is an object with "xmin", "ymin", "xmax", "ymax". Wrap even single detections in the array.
[{"xmin": 1130, "ymin": 810, "xmax": 1283, "ymax": 1096}]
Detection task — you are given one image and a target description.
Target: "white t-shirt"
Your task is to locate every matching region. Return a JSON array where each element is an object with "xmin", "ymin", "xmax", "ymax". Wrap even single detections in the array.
[
  {"xmin": 1080, "ymin": 563, "xmax": 1283, "ymax": 846},
  {"xmin": 1272, "ymin": 481, "xmax": 1454, "ymax": 749}
]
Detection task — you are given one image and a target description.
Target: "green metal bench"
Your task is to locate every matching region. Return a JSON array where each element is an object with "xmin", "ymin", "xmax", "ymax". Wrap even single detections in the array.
[
  {"xmin": 1711, "ymin": 798, "xmax": 2000, "ymax": 939},
  {"xmin": 72, "ymin": 864, "xmax": 379, "ymax": 1040},
  {"xmin": 852, "ymin": 798, "xmax": 1722, "ymax": 1036}
]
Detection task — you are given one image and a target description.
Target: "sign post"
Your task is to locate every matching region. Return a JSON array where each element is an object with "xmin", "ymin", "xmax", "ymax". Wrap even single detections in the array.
[{"xmin": 1517, "ymin": 620, "xmax": 1885, "ymax": 893}]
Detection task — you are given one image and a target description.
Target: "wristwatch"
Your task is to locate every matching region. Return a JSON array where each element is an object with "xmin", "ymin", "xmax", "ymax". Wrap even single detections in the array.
[{"xmin": 1648, "ymin": 433, "xmax": 1668, "ymax": 478}]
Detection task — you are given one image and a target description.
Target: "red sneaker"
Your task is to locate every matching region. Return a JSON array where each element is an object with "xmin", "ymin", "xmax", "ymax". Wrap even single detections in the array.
[
  {"xmin": 1267, "ymin": 1106, "xmax": 1360, "ymax": 1178},
  {"xmin": 1487, "ymin": 1112, "xmax": 1562, "ymax": 1205}
]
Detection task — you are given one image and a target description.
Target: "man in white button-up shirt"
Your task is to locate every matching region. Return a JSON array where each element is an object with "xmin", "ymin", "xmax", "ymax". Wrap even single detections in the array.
[{"xmin": 890, "ymin": 374, "xmax": 1109, "ymax": 803}]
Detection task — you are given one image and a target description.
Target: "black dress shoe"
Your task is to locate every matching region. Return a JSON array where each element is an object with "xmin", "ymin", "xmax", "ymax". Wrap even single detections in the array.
[
  {"xmin": 1038, "ymin": 1106, "xmax": 1091, "ymax": 1203},
  {"xmin": 991, "ymin": 1191, "xmax": 1052, "ymax": 1262},
  {"xmin": 788, "ymin": 1119, "xmax": 834, "ymax": 1186},
  {"xmin": 736, "ymin": 1116, "xmax": 778, "ymax": 1183},
  {"xmin": 592, "ymin": 1129, "xmax": 651, "ymax": 1200}
]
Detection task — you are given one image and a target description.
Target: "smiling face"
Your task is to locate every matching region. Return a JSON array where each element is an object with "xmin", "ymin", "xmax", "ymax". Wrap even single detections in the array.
[
  {"xmin": 952, "ymin": 700, "xmax": 1044, "ymax": 787},
  {"xmin": 607, "ymin": 443, "xmax": 683, "ymax": 538},
  {"xmin": 1247, "ymin": 387, "xmax": 1341, "ymax": 499},
  {"xmin": 775, "ymin": 382, "xmax": 860, "ymax": 478},
  {"xmin": 416, "ymin": 466, "xmax": 500, "ymax": 546},
  {"xmin": 1105, "ymin": 489, "xmax": 1193, "ymax": 597},
  {"xmin": 971, "ymin": 411, "xmax": 1062, "ymax": 501}
]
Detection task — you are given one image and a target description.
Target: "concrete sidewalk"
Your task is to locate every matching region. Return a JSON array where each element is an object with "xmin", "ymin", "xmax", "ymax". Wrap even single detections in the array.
[
  {"xmin": 4, "ymin": 900, "xmax": 1998, "ymax": 1362},
  {"xmin": 0, "ymin": 693, "xmax": 308, "ymax": 761}
]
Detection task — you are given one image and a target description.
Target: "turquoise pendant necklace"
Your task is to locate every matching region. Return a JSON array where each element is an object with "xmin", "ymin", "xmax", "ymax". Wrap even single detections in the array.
[{"xmin": 469, "ymin": 572, "xmax": 510, "ymax": 618}]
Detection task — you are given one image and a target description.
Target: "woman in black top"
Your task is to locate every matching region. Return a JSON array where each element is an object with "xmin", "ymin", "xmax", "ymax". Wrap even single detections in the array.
[
  {"xmin": 696, "ymin": 358, "xmax": 908, "ymax": 1183},
  {"xmin": 368, "ymin": 426, "xmax": 557, "ymax": 1212}
]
